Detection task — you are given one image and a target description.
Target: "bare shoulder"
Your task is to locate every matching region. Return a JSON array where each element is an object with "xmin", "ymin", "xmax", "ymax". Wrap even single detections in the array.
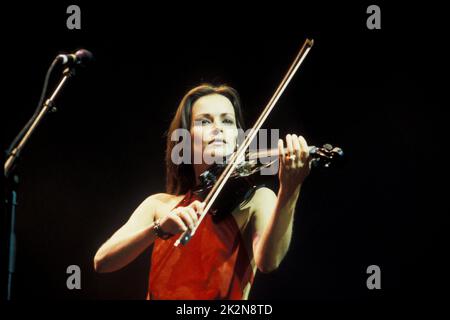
[
  {"xmin": 124, "ymin": 193, "xmax": 184, "ymax": 225},
  {"xmin": 147, "ymin": 192, "xmax": 180, "ymax": 203},
  {"xmin": 243, "ymin": 187, "xmax": 278, "ymax": 240},
  {"xmin": 249, "ymin": 187, "xmax": 277, "ymax": 215},
  {"xmin": 147, "ymin": 192, "xmax": 183, "ymax": 205},
  {"xmin": 252, "ymin": 187, "xmax": 277, "ymax": 205}
]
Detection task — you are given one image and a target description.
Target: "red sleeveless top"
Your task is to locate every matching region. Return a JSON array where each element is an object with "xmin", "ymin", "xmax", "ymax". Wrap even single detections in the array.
[{"xmin": 146, "ymin": 190, "xmax": 255, "ymax": 300}]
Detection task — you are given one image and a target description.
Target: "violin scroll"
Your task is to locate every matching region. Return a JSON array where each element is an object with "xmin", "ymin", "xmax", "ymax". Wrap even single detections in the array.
[{"xmin": 310, "ymin": 144, "xmax": 344, "ymax": 168}]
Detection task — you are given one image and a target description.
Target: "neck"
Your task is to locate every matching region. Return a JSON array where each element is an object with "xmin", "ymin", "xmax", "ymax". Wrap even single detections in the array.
[{"xmin": 192, "ymin": 152, "xmax": 234, "ymax": 186}]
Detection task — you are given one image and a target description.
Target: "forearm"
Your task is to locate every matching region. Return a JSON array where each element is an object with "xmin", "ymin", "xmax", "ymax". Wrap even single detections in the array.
[
  {"xmin": 255, "ymin": 184, "xmax": 301, "ymax": 272},
  {"xmin": 94, "ymin": 223, "xmax": 158, "ymax": 273}
]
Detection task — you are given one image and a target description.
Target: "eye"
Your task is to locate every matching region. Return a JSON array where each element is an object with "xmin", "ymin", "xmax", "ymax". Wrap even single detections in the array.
[
  {"xmin": 223, "ymin": 118, "xmax": 235, "ymax": 125},
  {"xmin": 195, "ymin": 118, "xmax": 211, "ymax": 125}
]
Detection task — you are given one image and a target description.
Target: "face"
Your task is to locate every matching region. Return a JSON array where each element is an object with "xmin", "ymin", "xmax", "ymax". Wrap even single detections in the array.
[{"xmin": 190, "ymin": 94, "xmax": 238, "ymax": 163}]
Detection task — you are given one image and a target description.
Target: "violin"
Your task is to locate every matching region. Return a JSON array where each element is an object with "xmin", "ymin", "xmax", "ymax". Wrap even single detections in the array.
[
  {"xmin": 174, "ymin": 38, "xmax": 344, "ymax": 247},
  {"xmin": 190, "ymin": 143, "xmax": 344, "ymax": 222},
  {"xmin": 231, "ymin": 144, "xmax": 344, "ymax": 177}
]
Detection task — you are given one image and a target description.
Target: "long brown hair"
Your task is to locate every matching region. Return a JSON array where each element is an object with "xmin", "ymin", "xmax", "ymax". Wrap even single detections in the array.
[{"xmin": 165, "ymin": 84, "xmax": 246, "ymax": 195}]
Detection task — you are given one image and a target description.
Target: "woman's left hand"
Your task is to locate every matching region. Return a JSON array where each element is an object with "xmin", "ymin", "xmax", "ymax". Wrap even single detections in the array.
[{"xmin": 278, "ymin": 134, "xmax": 312, "ymax": 192}]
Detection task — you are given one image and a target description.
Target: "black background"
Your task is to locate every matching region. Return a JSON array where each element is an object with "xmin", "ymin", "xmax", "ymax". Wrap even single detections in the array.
[{"xmin": 2, "ymin": 1, "xmax": 448, "ymax": 303}]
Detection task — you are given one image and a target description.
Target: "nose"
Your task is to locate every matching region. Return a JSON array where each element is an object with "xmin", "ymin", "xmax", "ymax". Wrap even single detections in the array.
[{"xmin": 211, "ymin": 121, "xmax": 224, "ymax": 135}]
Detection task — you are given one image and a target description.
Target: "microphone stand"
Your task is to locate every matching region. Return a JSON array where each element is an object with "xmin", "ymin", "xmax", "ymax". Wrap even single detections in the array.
[{"xmin": 3, "ymin": 65, "xmax": 76, "ymax": 300}]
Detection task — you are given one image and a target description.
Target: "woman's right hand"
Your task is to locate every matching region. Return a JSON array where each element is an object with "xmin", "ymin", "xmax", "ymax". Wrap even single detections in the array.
[{"xmin": 158, "ymin": 200, "xmax": 205, "ymax": 235}]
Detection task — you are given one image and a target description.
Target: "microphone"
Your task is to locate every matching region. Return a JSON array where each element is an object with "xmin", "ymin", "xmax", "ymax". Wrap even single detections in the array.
[{"xmin": 56, "ymin": 49, "xmax": 94, "ymax": 67}]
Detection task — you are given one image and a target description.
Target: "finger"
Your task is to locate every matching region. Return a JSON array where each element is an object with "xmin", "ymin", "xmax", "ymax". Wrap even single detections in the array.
[
  {"xmin": 278, "ymin": 139, "xmax": 285, "ymax": 166},
  {"xmin": 298, "ymin": 135, "xmax": 309, "ymax": 162},
  {"xmin": 292, "ymin": 134, "xmax": 301, "ymax": 166},
  {"xmin": 178, "ymin": 209, "xmax": 195, "ymax": 230},
  {"xmin": 189, "ymin": 200, "xmax": 205, "ymax": 216},
  {"xmin": 185, "ymin": 206, "xmax": 198, "ymax": 225},
  {"xmin": 286, "ymin": 134, "xmax": 294, "ymax": 160},
  {"xmin": 170, "ymin": 207, "xmax": 182, "ymax": 217},
  {"xmin": 171, "ymin": 214, "xmax": 189, "ymax": 232}
]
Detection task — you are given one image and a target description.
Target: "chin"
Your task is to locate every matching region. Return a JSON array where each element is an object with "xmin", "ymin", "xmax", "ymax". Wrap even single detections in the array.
[{"xmin": 204, "ymin": 146, "xmax": 233, "ymax": 162}]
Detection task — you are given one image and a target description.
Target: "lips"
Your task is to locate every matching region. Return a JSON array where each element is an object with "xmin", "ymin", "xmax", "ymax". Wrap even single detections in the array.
[{"xmin": 208, "ymin": 139, "xmax": 226, "ymax": 145}]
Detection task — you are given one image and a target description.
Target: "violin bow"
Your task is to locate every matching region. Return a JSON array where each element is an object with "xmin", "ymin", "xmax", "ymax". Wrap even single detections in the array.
[{"xmin": 174, "ymin": 38, "xmax": 314, "ymax": 247}]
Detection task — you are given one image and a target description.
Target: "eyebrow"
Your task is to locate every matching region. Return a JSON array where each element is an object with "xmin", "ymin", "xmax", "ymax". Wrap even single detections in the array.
[{"xmin": 194, "ymin": 113, "xmax": 235, "ymax": 118}]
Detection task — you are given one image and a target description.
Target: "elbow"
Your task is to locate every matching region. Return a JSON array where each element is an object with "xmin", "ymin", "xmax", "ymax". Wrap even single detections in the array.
[
  {"xmin": 257, "ymin": 261, "xmax": 280, "ymax": 274},
  {"xmin": 93, "ymin": 252, "xmax": 108, "ymax": 273},
  {"xmin": 255, "ymin": 252, "xmax": 283, "ymax": 274},
  {"xmin": 93, "ymin": 255, "xmax": 103, "ymax": 273},
  {"xmin": 258, "ymin": 264, "xmax": 278, "ymax": 274}
]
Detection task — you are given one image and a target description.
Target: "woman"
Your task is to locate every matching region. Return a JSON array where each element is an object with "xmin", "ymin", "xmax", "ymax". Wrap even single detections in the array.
[{"xmin": 93, "ymin": 84, "xmax": 312, "ymax": 299}]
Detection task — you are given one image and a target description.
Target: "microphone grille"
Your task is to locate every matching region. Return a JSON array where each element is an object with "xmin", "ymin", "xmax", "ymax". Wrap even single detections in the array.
[{"xmin": 74, "ymin": 49, "xmax": 94, "ymax": 66}]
